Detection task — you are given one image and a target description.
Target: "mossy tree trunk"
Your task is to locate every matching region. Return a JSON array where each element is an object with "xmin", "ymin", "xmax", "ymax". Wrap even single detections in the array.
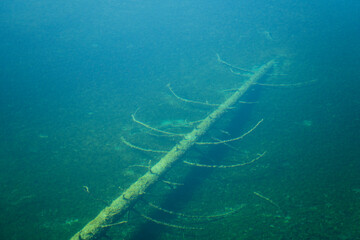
[{"xmin": 70, "ymin": 59, "xmax": 275, "ymax": 240}]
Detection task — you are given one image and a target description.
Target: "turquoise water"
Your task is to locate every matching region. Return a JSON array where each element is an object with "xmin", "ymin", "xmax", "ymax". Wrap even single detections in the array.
[{"xmin": 1, "ymin": 1, "xmax": 359, "ymax": 239}]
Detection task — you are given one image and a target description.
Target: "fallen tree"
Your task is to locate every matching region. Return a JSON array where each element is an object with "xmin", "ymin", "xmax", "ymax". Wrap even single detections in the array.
[{"xmin": 70, "ymin": 58, "xmax": 276, "ymax": 240}]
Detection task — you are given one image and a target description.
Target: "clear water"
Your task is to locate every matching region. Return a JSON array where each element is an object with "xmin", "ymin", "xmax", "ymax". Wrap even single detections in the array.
[{"xmin": 1, "ymin": 0, "xmax": 359, "ymax": 239}]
